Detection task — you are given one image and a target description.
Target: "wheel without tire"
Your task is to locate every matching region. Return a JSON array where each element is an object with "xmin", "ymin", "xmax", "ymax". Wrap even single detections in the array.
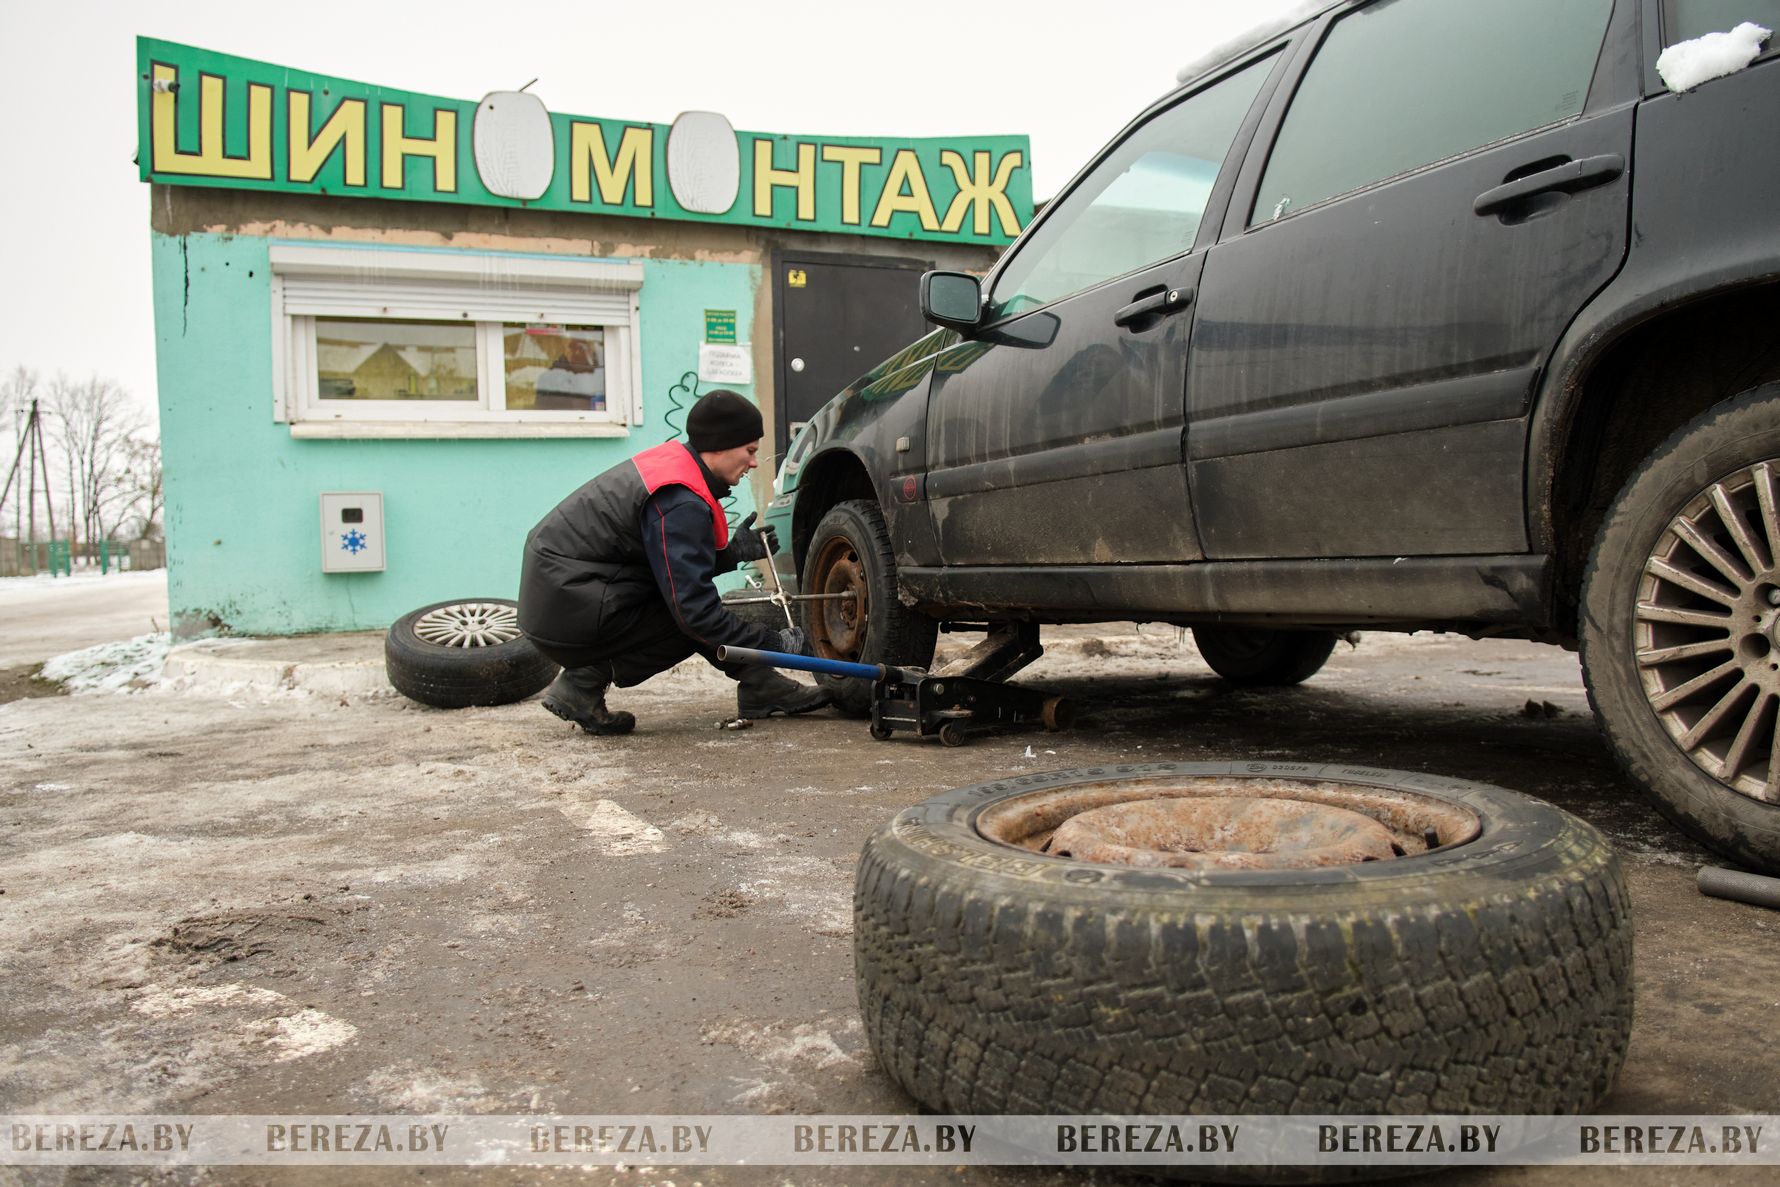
[
  {"xmin": 801, "ymin": 499, "xmax": 937, "ymax": 715},
  {"xmin": 1581, "ymin": 385, "xmax": 1780, "ymax": 873},
  {"xmin": 855, "ymin": 763, "xmax": 1632, "ymax": 1158},
  {"xmin": 1193, "ymin": 625, "xmax": 1338, "ymax": 686},
  {"xmin": 384, "ymin": 598, "xmax": 559, "ymax": 709}
]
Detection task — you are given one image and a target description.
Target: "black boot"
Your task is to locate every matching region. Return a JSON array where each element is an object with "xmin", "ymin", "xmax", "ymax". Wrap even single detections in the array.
[
  {"xmin": 542, "ymin": 668, "xmax": 636, "ymax": 735},
  {"xmin": 735, "ymin": 666, "xmax": 831, "ymax": 719}
]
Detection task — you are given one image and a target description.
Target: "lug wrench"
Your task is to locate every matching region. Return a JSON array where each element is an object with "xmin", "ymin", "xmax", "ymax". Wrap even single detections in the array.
[{"xmin": 759, "ymin": 541, "xmax": 797, "ymax": 631}]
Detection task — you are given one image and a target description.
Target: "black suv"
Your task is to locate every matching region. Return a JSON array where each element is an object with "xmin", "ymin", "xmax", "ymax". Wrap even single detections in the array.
[{"xmin": 763, "ymin": 0, "xmax": 1780, "ymax": 872}]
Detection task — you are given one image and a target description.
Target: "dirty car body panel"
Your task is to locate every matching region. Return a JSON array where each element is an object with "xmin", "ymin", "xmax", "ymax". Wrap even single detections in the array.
[{"xmin": 768, "ymin": 0, "xmax": 1780, "ymax": 638}]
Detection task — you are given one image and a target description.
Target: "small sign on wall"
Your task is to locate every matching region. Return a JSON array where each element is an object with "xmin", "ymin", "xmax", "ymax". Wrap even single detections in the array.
[
  {"xmin": 704, "ymin": 309, "xmax": 738, "ymax": 343},
  {"xmin": 698, "ymin": 343, "xmax": 753, "ymax": 386}
]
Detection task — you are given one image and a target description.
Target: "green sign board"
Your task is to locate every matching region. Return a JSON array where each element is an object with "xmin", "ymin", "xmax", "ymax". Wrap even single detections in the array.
[
  {"xmin": 704, "ymin": 310, "xmax": 738, "ymax": 344},
  {"xmin": 136, "ymin": 38, "xmax": 1032, "ymax": 246}
]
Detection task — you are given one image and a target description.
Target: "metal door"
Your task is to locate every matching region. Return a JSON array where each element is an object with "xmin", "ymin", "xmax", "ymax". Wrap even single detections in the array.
[{"xmin": 774, "ymin": 255, "xmax": 930, "ymax": 460}]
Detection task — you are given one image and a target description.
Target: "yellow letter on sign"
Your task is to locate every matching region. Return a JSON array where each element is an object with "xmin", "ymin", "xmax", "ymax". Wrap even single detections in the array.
[
  {"xmin": 151, "ymin": 64, "xmax": 273, "ymax": 180},
  {"xmin": 754, "ymin": 140, "xmax": 817, "ymax": 221},
  {"xmin": 381, "ymin": 103, "xmax": 458, "ymax": 193},
  {"xmin": 870, "ymin": 149, "xmax": 939, "ymax": 232},
  {"xmin": 570, "ymin": 123, "xmax": 655, "ymax": 206},
  {"xmin": 939, "ymin": 149, "xmax": 1024, "ymax": 237},
  {"xmin": 288, "ymin": 93, "xmax": 367, "ymax": 187},
  {"xmin": 820, "ymin": 145, "xmax": 882, "ymax": 226}
]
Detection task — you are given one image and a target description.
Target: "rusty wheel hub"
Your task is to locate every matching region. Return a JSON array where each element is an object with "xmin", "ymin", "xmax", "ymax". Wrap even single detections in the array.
[
  {"xmin": 812, "ymin": 539, "xmax": 869, "ymax": 658},
  {"xmin": 976, "ymin": 777, "xmax": 1481, "ymax": 870}
]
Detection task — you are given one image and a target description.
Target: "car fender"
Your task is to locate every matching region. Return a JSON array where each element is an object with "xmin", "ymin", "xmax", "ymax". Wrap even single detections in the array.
[{"xmin": 778, "ymin": 329, "xmax": 955, "ymax": 574}]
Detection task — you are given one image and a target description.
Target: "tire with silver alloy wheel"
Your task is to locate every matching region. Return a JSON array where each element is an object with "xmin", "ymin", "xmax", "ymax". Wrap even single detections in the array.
[
  {"xmin": 384, "ymin": 598, "xmax": 559, "ymax": 709},
  {"xmin": 1582, "ymin": 386, "xmax": 1780, "ymax": 873},
  {"xmin": 855, "ymin": 762, "xmax": 1632, "ymax": 1180}
]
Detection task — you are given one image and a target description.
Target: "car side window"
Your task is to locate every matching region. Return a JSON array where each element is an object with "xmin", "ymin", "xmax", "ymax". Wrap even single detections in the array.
[
  {"xmin": 987, "ymin": 55, "xmax": 1273, "ymax": 321},
  {"xmin": 1252, "ymin": 0, "xmax": 1614, "ymax": 225},
  {"xmin": 1665, "ymin": 0, "xmax": 1780, "ymax": 43}
]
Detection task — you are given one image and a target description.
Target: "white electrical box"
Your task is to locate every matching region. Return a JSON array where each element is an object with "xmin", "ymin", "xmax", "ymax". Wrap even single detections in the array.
[{"xmin": 320, "ymin": 492, "xmax": 386, "ymax": 573}]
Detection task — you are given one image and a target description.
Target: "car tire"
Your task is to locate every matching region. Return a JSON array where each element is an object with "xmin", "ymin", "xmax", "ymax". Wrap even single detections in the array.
[
  {"xmin": 801, "ymin": 499, "xmax": 937, "ymax": 715},
  {"xmin": 1580, "ymin": 385, "xmax": 1780, "ymax": 874},
  {"xmin": 384, "ymin": 598, "xmax": 559, "ymax": 709},
  {"xmin": 1193, "ymin": 625, "xmax": 1339, "ymax": 686},
  {"xmin": 855, "ymin": 763, "xmax": 1632, "ymax": 1148}
]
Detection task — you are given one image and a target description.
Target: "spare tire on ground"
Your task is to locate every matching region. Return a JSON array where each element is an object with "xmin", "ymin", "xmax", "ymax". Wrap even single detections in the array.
[
  {"xmin": 384, "ymin": 598, "xmax": 559, "ymax": 709},
  {"xmin": 855, "ymin": 763, "xmax": 1632, "ymax": 1157}
]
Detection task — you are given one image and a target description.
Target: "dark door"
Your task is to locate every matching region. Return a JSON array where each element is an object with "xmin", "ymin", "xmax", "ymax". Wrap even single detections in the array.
[
  {"xmin": 1187, "ymin": 0, "xmax": 1630, "ymax": 559},
  {"xmin": 923, "ymin": 54, "xmax": 1279, "ymax": 568},
  {"xmin": 774, "ymin": 255, "xmax": 930, "ymax": 459}
]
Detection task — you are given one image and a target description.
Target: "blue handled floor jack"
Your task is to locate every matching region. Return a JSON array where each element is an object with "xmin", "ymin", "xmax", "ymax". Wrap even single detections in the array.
[{"xmin": 717, "ymin": 623, "xmax": 1073, "ymax": 747}]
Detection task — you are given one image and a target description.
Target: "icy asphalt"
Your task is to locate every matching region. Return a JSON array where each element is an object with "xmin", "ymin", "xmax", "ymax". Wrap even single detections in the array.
[{"xmin": 1, "ymin": 573, "xmax": 1777, "ymax": 1186}]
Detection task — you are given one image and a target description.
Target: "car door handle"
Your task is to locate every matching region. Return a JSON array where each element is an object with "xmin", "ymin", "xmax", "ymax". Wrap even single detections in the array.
[
  {"xmin": 1473, "ymin": 154, "xmax": 1624, "ymax": 216},
  {"xmin": 1113, "ymin": 285, "xmax": 1195, "ymax": 329}
]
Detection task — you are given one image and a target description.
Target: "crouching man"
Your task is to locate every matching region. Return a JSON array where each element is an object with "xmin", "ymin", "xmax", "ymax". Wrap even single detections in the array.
[{"xmin": 518, "ymin": 390, "xmax": 829, "ymax": 734}]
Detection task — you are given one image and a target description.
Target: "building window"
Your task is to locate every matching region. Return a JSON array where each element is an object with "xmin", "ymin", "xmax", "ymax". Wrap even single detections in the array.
[
  {"xmin": 270, "ymin": 244, "xmax": 643, "ymax": 436},
  {"xmin": 503, "ymin": 324, "xmax": 608, "ymax": 411},
  {"xmin": 316, "ymin": 318, "xmax": 479, "ymax": 401}
]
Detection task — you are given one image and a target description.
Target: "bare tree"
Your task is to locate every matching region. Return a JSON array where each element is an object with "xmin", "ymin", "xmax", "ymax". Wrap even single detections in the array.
[
  {"xmin": 46, "ymin": 373, "xmax": 147, "ymax": 547},
  {"xmin": 114, "ymin": 437, "xmax": 164, "ymax": 542},
  {"xmin": 0, "ymin": 365, "xmax": 41, "ymax": 426}
]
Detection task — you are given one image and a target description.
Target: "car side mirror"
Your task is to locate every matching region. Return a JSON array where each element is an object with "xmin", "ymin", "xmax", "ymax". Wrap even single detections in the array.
[{"xmin": 920, "ymin": 271, "xmax": 983, "ymax": 331}]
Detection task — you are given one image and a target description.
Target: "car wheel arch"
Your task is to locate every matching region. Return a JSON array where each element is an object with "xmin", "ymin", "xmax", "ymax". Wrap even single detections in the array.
[
  {"xmin": 789, "ymin": 448, "xmax": 876, "ymax": 572},
  {"xmin": 1532, "ymin": 281, "xmax": 1780, "ymax": 635}
]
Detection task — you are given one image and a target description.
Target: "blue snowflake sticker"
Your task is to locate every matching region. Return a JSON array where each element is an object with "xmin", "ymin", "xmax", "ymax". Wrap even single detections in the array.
[{"xmin": 341, "ymin": 529, "xmax": 369, "ymax": 555}]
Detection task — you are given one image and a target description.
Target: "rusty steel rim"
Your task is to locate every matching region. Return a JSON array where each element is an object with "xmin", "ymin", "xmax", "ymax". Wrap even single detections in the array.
[
  {"xmin": 974, "ymin": 777, "xmax": 1482, "ymax": 871},
  {"xmin": 810, "ymin": 534, "xmax": 869, "ymax": 660},
  {"xmin": 1636, "ymin": 460, "xmax": 1780, "ymax": 803}
]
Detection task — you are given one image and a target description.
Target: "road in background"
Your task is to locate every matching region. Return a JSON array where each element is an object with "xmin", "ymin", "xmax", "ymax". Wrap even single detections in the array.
[{"xmin": 0, "ymin": 570, "xmax": 167, "ymax": 668}]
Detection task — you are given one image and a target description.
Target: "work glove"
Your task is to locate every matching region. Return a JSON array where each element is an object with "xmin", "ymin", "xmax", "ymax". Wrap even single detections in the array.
[
  {"xmin": 777, "ymin": 627, "xmax": 808, "ymax": 656},
  {"xmin": 726, "ymin": 512, "xmax": 777, "ymax": 563}
]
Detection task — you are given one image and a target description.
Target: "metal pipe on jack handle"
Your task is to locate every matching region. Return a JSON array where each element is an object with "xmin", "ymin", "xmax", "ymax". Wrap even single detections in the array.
[
  {"xmin": 715, "ymin": 644, "xmax": 912, "ymax": 685},
  {"xmin": 1698, "ymin": 865, "xmax": 1780, "ymax": 911}
]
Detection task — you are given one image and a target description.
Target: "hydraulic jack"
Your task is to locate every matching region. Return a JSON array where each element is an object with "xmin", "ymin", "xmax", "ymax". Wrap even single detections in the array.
[{"xmin": 717, "ymin": 622, "xmax": 1072, "ymax": 747}]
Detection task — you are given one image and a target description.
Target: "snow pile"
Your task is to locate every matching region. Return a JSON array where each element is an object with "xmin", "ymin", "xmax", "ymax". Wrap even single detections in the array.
[
  {"xmin": 41, "ymin": 633, "xmax": 169, "ymax": 693},
  {"xmin": 1657, "ymin": 22, "xmax": 1772, "ymax": 93}
]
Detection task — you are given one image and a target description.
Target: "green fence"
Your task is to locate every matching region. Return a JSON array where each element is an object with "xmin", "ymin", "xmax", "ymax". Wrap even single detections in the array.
[{"xmin": 0, "ymin": 539, "xmax": 164, "ymax": 576}]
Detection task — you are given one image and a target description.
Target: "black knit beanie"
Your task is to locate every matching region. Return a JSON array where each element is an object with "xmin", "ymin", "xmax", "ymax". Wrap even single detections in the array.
[{"xmin": 686, "ymin": 389, "xmax": 764, "ymax": 452}]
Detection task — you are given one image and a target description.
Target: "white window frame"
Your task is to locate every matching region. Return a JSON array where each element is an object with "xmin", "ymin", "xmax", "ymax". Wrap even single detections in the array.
[{"xmin": 269, "ymin": 244, "xmax": 644, "ymax": 438}]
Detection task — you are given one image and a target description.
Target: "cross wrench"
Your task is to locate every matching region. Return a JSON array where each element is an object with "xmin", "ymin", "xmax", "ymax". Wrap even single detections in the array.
[{"xmin": 759, "ymin": 538, "xmax": 797, "ymax": 631}]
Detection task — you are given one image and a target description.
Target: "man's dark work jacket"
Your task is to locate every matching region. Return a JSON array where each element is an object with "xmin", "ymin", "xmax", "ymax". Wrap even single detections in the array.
[{"xmin": 518, "ymin": 440, "xmax": 781, "ymax": 655}]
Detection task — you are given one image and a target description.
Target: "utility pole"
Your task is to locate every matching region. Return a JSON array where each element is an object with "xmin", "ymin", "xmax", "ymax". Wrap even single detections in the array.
[{"xmin": 0, "ymin": 400, "xmax": 59, "ymax": 574}]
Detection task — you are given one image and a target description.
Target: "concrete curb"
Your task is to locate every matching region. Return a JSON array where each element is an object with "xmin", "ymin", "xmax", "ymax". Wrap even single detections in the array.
[{"xmin": 162, "ymin": 636, "xmax": 393, "ymax": 698}]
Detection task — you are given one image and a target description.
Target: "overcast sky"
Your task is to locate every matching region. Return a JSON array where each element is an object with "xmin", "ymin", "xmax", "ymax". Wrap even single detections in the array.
[{"xmin": 0, "ymin": 0, "xmax": 1304, "ymax": 429}]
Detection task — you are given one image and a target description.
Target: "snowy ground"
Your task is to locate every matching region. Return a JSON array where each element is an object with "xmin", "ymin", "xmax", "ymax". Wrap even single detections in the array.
[{"xmin": 3, "ymin": 623, "xmax": 1778, "ymax": 1186}]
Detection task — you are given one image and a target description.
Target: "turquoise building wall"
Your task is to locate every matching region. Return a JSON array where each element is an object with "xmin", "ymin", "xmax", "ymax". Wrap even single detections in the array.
[{"xmin": 151, "ymin": 233, "xmax": 763, "ymax": 635}]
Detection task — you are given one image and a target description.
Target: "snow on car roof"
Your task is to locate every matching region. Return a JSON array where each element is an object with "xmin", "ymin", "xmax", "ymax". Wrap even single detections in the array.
[{"xmin": 1174, "ymin": 0, "xmax": 1338, "ymax": 86}]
